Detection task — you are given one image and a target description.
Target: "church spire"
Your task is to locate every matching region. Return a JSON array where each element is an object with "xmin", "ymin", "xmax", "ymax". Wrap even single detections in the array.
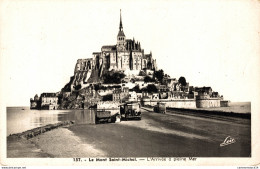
[
  {"xmin": 119, "ymin": 9, "xmax": 123, "ymax": 31},
  {"xmin": 117, "ymin": 9, "xmax": 125, "ymax": 37},
  {"xmin": 117, "ymin": 9, "xmax": 125, "ymax": 50}
]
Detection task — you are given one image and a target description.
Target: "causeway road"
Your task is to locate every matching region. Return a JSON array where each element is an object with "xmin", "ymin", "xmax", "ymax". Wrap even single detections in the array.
[{"xmin": 67, "ymin": 108, "xmax": 251, "ymax": 157}]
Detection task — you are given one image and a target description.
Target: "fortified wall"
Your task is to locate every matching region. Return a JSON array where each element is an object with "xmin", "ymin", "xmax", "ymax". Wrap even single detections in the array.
[
  {"xmin": 142, "ymin": 99, "xmax": 196, "ymax": 108},
  {"xmin": 195, "ymin": 95, "xmax": 220, "ymax": 108},
  {"xmin": 142, "ymin": 97, "xmax": 222, "ymax": 109},
  {"xmin": 165, "ymin": 99, "xmax": 196, "ymax": 108}
]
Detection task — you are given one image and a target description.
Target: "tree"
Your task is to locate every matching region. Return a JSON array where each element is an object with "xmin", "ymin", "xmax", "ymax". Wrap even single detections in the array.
[
  {"xmin": 154, "ymin": 69, "xmax": 164, "ymax": 83},
  {"xmin": 132, "ymin": 85, "xmax": 141, "ymax": 93},
  {"xmin": 144, "ymin": 76, "xmax": 155, "ymax": 83},
  {"xmin": 178, "ymin": 76, "xmax": 187, "ymax": 91},
  {"xmin": 178, "ymin": 76, "xmax": 187, "ymax": 86},
  {"xmin": 103, "ymin": 71, "xmax": 126, "ymax": 84},
  {"xmin": 143, "ymin": 84, "xmax": 158, "ymax": 93},
  {"xmin": 102, "ymin": 94, "xmax": 112, "ymax": 101}
]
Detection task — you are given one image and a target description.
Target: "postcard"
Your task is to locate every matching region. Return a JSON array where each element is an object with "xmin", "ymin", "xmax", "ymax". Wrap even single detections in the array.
[{"xmin": 0, "ymin": 0, "xmax": 260, "ymax": 166}]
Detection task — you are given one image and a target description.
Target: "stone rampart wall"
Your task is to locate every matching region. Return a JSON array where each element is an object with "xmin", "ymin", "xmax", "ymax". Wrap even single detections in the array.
[
  {"xmin": 196, "ymin": 98, "xmax": 220, "ymax": 108},
  {"xmin": 142, "ymin": 98, "xmax": 221, "ymax": 108},
  {"xmin": 142, "ymin": 99, "xmax": 196, "ymax": 108}
]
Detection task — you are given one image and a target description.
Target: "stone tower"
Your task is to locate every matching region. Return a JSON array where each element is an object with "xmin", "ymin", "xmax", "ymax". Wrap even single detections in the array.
[{"xmin": 117, "ymin": 9, "xmax": 126, "ymax": 51}]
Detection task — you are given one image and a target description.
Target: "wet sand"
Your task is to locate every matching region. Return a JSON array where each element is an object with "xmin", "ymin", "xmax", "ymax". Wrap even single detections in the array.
[
  {"xmin": 7, "ymin": 137, "xmax": 52, "ymax": 158},
  {"xmin": 30, "ymin": 127, "xmax": 106, "ymax": 157},
  {"xmin": 7, "ymin": 127, "xmax": 106, "ymax": 158}
]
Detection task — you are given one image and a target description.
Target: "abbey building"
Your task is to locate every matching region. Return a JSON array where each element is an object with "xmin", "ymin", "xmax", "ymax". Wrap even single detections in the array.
[{"xmin": 74, "ymin": 10, "xmax": 157, "ymax": 76}]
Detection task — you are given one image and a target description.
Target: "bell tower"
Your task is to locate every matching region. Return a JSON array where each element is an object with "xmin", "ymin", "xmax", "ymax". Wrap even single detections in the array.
[{"xmin": 117, "ymin": 9, "xmax": 126, "ymax": 51}]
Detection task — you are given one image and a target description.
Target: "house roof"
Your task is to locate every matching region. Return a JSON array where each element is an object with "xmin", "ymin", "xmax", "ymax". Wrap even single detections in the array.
[
  {"xmin": 41, "ymin": 93, "xmax": 57, "ymax": 97},
  {"xmin": 101, "ymin": 45, "xmax": 116, "ymax": 50},
  {"xmin": 195, "ymin": 87, "xmax": 212, "ymax": 92},
  {"xmin": 92, "ymin": 52, "xmax": 101, "ymax": 55},
  {"xmin": 102, "ymin": 45, "xmax": 116, "ymax": 48},
  {"xmin": 113, "ymin": 89, "xmax": 122, "ymax": 94}
]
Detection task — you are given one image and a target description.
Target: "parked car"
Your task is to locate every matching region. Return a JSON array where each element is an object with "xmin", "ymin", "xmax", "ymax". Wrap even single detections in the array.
[
  {"xmin": 154, "ymin": 102, "xmax": 166, "ymax": 114},
  {"xmin": 120, "ymin": 103, "xmax": 141, "ymax": 120},
  {"xmin": 96, "ymin": 110, "xmax": 118, "ymax": 123}
]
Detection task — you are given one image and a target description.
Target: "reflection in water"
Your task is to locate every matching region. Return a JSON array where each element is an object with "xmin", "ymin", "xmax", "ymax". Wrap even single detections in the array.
[
  {"xmin": 7, "ymin": 107, "xmax": 97, "ymax": 136},
  {"xmin": 57, "ymin": 109, "xmax": 96, "ymax": 124}
]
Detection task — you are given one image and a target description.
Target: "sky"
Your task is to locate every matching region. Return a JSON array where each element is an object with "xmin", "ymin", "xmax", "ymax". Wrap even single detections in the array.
[{"xmin": 1, "ymin": 0, "xmax": 260, "ymax": 106}]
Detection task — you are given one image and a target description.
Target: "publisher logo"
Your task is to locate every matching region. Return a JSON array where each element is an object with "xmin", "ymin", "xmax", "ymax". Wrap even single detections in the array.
[{"xmin": 220, "ymin": 136, "xmax": 236, "ymax": 147}]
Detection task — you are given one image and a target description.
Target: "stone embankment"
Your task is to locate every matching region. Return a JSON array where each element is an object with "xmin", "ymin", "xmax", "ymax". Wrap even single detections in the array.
[
  {"xmin": 8, "ymin": 121, "xmax": 75, "ymax": 140},
  {"xmin": 166, "ymin": 107, "xmax": 251, "ymax": 119}
]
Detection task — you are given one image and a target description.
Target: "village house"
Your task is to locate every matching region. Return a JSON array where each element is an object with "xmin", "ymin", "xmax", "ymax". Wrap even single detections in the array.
[
  {"xmin": 142, "ymin": 91, "xmax": 152, "ymax": 99},
  {"xmin": 40, "ymin": 93, "xmax": 59, "ymax": 110},
  {"xmin": 171, "ymin": 91, "xmax": 182, "ymax": 99},
  {"xmin": 159, "ymin": 92, "xmax": 168, "ymax": 99},
  {"xmin": 158, "ymin": 84, "xmax": 168, "ymax": 92},
  {"xmin": 165, "ymin": 78, "xmax": 178, "ymax": 91},
  {"xmin": 152, "ymin": 93, "xmax": 159, "ymax": 100},
  {"xmin": 175, "ymin": 83, "xmax": 181, "ymax": 92},
  {"xmin": 166, "ymin": 92, "xmax": 174, "ymax": 99},
  {"xmin": 212, "ymin": 92, "xmax": 220, "ymax": 98},
  {"xmin": 112, "ymin": 89, "xmax": 121, "ymax": 102},
  {"xmin": 195, "ymin": 87, "xmax": 213, "ymax": 96},
  {"xmin": 128, "ymin": 91, "xmax": 137, "ymax": 101},
  {"xmin": 112, "ymin": 87, "xmax": 129, "ymax": 102},
  {"xmin": 121, "ymin": 87, "xmax": 129, "ymax": 100},
  {"xmin": 136, "ymin": 93, "xmax": 143, "ymax": 100}
]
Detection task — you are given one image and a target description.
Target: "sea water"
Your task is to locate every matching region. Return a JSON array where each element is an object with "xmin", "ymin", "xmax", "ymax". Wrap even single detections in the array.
[
  {"xmin": 200, "ymin": 102, "xmax": 251, "ymax": 113},
  {"xmin": 6, "ymin": 107, "xmax": 96, "ymax": 136}
]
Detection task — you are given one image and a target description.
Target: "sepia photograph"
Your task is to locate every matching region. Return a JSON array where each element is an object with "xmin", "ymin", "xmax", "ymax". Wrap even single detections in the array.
[{"xmin": 0, "ymin": 0, "xmax": 260, "ymax": 166}]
